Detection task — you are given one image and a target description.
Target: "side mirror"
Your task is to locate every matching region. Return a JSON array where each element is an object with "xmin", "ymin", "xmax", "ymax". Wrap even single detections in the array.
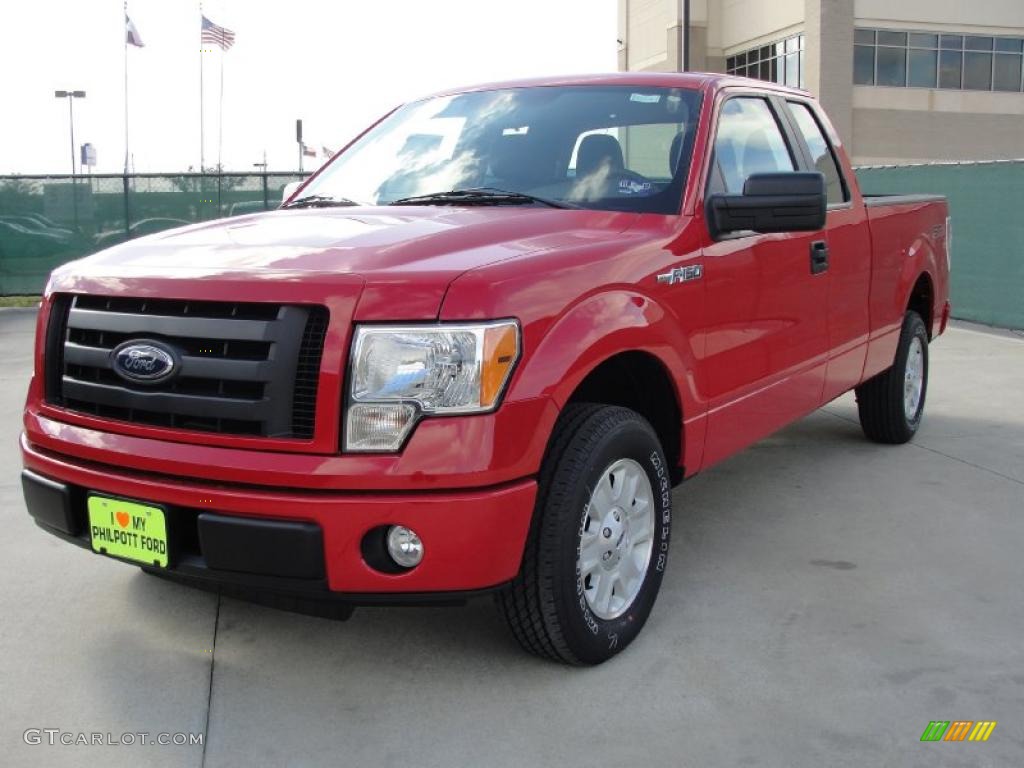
[
  {"xmin": 708, "ymin": 172, "xmax": 826, "ymax": 237},
  {"xmin": 280, "ymin": 180, "xmax": 303, "ymax": 206}
]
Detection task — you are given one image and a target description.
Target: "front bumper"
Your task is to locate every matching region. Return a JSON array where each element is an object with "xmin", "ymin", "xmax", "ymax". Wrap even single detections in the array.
[{"xmin": 21, "ymin": 435, "xmax": 537, "ymax": 599}]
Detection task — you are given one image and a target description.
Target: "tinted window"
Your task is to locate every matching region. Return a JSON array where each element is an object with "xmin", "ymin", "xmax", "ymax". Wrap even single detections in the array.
[
  {"xmin": 993, "ymin": 54, "xmax": 1023, "ymax": 91},
  {"xmin": 939, "ymin": 50, "xmax": 962, "ymax": 88},
  {"xmin": 908, "ymin": 49, "xmax": 938, "ymax": 87},
  {"xmin": 852, "ymin": 28, "xmax": 1024, "ymax": 92},
  {"xmin": 909, "ymin": 33, "xmax": 938, "ymax": 48},
  {"xmin": 788, "ymin": 102, "xmax": 847, "ymax": 204},
  {"xmin": 878, "ymin": 31, "xmax": 907, "ymax": 47},
  {"xmin": 964, "ymin": 52, "xmax": 993, "ymax": 90},
  {"xmin": 854, "ymin": 45, "xmax": 875, "ymax": 84},
  {"xmin": 726, "ymin": 35, "xmax": 805, "ymax": 87},
  {"xmin": 965, "ymin": 36, "xmax": 994, "ymax": 51},
  {"xmin": 877, "ymin": 46, "xmax": 907, "ymax": 86},
  {"xmin": 711, "ymin": 98, "xmax": 794, "ymax": 195}
]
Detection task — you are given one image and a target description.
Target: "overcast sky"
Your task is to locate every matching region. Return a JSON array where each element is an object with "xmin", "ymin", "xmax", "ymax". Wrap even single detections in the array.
[{"xmin": 0, "ymin": 0, "xmax": 618, "ymax": 175}]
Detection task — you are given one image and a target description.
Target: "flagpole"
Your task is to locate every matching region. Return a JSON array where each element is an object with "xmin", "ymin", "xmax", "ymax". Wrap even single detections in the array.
[
  {"xmin": 199, "ymin": 2, "xmax": 205, "ymax": 171},
  {"xmin": 217, "ymin": 51, "xmax": 224, "ymax": 172},
  {"xmin": 123, "ymin": 1, "xmax": 129, "ymax": 174}
]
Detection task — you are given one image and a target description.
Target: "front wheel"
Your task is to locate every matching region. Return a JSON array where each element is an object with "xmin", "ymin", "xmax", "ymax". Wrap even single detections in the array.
[
  {"xmin": 855, "ymin": 311, "xmax": 929, "ymax": 444},
  {"xmin": 497, "ymin": 404, "xmax": 673, "ymax": 665}
]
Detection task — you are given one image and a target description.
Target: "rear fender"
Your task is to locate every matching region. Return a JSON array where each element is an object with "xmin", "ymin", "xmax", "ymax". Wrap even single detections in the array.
[{"xmin": 897, "ymin": 237, "xmax": 938, "ymax": 331}]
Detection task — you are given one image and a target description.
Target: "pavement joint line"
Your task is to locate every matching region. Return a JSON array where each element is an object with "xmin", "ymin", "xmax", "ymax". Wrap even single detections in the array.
[
  {"xmin": 201, "ymin": 595, "xmax": 221, "ymax": 768},
  {"xmin": 948, "ymin": 321, "xmax": 1024, "ymax": 342},
  {"xmin": 821, "ymin": 407, "xmax": 1024, "ymax": 487}
]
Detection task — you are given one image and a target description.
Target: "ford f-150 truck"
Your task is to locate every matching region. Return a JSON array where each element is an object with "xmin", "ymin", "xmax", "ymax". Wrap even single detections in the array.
[{"xmin": 21, "ymin": 73, "xmax": 950, "ymax": 664}]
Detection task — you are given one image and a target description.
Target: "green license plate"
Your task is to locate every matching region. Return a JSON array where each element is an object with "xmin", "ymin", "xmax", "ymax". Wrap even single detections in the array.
[{"xmin": 87, "ymin": 495, "xmax": 168, "ymax": 568}]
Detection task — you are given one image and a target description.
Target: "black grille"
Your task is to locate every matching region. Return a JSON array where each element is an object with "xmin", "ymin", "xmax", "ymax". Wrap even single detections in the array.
[
  {"xmin": 292, "ymin": 309, "xmax": 328, "ymax": 437},
  {"xmin": 46, "ymin": 296, "xmax": 328, "ymax": 440}
]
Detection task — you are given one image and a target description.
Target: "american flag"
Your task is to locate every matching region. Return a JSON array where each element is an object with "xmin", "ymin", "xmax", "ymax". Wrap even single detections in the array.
[
  {"xmin": 201, "ymin": 15, "xmax": 235, "ymax": 51},
  {"xmin": 126, "ymin": 14, "xmax": 144, "ymax": 47}
]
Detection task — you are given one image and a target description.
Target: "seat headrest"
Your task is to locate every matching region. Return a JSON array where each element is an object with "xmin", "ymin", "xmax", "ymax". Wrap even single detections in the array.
[
  {"xmin": 490, "ymin": 134, "xmax": 548, "ymax": 186},
  {"xmin": 577, "ymin": 134, "xmax": 624, "ymax": 178},
  {"xmin": 669, "ymin": 132, "xmax": 684, "ymax": 176}
]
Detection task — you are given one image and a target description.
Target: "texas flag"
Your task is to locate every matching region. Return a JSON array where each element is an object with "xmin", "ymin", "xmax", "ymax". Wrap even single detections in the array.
[{"xmin": 126, "ymin": 14, "xmax": 144, "ymax": 47}]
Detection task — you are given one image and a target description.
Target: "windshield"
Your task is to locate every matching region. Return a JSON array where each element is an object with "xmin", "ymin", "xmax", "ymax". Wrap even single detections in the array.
[{"xmin": 296, "ymin": 85, "xmax": 703, "ymax": 215}]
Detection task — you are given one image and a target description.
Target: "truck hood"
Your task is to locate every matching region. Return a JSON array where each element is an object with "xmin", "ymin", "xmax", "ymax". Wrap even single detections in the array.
[{"xmin": 55, "ymin": 206, "xmax": 637, "ymax": 318}]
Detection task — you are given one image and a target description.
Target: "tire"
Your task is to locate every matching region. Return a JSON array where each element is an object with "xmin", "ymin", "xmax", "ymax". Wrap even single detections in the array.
[
  {"xmin": 497, "ymin": 404, "xmax": 673, "ymax": 665},
  {"xmin": 855, "ymin": 311, "xmax": 929, "ymax": 444}
]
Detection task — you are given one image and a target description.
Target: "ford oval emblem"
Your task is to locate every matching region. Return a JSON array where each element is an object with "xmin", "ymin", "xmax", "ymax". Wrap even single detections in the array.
[{"xmin": 111, "ymin": 340, "xmax": 179, "ymax": 385}]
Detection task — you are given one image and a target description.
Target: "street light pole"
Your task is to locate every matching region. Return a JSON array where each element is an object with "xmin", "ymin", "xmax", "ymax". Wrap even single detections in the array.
[
  {"xmin": 678, "ymin": 0, "xmax": 690, "ymax": 72},
  {"xmin": 683, "ymin": 0, "xmax": 690, "ymax": 72},
  {"xmin": 54, "ymin": 90, "xmax": 86, "ymax": 176}
]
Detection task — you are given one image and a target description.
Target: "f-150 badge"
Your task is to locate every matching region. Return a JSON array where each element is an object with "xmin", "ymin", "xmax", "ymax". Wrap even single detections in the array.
[{"xmin": 657, "ymin": 264, "xmax": 703, "ymax": 285}]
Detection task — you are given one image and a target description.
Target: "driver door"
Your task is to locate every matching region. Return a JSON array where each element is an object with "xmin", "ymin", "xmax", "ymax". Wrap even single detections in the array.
[{"xmin": 699, "ymin": 94, "xmax": 830, "ymax": 467}]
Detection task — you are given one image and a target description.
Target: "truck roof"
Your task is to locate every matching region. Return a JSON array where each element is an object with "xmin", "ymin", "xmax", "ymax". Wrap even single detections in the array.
[{"xmin": 426, "ymin": 71, "xmax": 813, "ymax": 101}]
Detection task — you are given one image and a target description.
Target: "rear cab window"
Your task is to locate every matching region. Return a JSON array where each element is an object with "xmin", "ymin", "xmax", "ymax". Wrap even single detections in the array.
[{"xmin": 785, "ymin": 101, "xmax": 849, "ymax": 205}]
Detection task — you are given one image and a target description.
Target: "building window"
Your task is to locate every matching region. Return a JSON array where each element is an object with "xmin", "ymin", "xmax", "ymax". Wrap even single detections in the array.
[
  {"xmin": 877, "ymin": 45, "xmax": 907, "ymax": 86},
  {"xmin": 854, "ymin": 28, "xmax": 1024, "ymax": 92},
  {"xmin": 908, "ymin": 49, "xmax": 937, "ymax": 87},
  {"xmin": 726, "ymin": 34, "xmax": 805, "ymax": 89},
  {"xmin": 939, "ymin": 49, "xmax": 962, "ymax": 88}
]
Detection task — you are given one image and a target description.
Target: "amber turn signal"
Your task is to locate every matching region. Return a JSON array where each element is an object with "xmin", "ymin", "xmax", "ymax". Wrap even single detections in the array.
[{"xmin": 481, "ymin": 323, "xmax": 519, "ymax": 408}]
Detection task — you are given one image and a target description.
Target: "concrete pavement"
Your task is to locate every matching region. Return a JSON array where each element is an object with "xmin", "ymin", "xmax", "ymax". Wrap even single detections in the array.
[{"xmin": 2, "ymin": 307, "xmax": 1022, "ymax": 767}]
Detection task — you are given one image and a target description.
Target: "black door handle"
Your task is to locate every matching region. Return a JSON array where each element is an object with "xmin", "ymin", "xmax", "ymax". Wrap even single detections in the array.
[{"xmin": 810, "ymin": 240, "xmax": 829, "ymax": 275}]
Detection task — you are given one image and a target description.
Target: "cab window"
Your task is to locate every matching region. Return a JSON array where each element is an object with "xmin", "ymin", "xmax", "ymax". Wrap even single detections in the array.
[
  {"xmin": 709, "ymin": 97, "xmax": 795, "ymax": 195},
  {"xmin": 787, "ymin": 101, "xmax": 848, "ymax": 204}
]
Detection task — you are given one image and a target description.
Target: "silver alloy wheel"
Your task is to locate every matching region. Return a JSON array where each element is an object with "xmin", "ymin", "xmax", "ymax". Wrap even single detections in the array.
[
  {"xmin": 578, "ymin": 458, "xmax": 655, "ymax": 620},
  {"xmin": 904, "ymin": 336, "xmax": 925, "ymax": 419}
]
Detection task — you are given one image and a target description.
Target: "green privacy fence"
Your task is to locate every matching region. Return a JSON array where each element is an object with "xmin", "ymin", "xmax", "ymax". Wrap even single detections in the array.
[
  {"xmin": 3, "ymin": 165, "xmax": 1023, "ymax": 328},
  {"xmin": 855, "ymin": 160, "xmax": 1024, "ymax": 330},
  {"xmin": 0, "ymin": 172, "xmax": 307, "ymax": 295}
]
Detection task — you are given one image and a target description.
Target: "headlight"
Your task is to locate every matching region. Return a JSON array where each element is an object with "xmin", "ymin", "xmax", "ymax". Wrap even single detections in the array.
[{"xmin": 345, "ymin": 320, "xmax": 520, "ymax": 451}]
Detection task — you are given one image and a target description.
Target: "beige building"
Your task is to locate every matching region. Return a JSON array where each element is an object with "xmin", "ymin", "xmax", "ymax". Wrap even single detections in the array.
[{"xmin": 617, "ymin": 0, "xmax": 1024, "ymax": 164}]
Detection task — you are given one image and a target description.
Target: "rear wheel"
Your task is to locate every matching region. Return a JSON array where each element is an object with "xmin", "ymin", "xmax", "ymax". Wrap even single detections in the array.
[
  {"xmin": 497, "ymin": 404, "xmax": 673, "ymax": 665},
  {"xmin": 856, "ymin": 311, "xmax": 929, "ymax": 444}
]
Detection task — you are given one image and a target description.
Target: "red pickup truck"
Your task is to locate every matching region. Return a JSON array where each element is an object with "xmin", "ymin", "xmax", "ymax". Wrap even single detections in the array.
[{"xmin": 21, "ymin": 73, "xmax": 949, "ymax": 664}]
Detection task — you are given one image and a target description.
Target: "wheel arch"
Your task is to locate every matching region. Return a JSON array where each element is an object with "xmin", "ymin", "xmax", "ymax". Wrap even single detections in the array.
[
  {"xmin": 567, "ymin": 350, "xmax": 684, "ymax": 484},
  {"xmin": 907, "ymin": 271, "xmax": 935, "ymax": 339},
  {"xmin": 507, "ymin": 289, "xmax": 697, "ymax": 482}
]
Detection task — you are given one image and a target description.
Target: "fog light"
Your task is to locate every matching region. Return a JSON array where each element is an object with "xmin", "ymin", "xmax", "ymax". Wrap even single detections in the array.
[
  {"xmin": 345, "ymin": 403, "xmax": 418, "ymax": 452},
  {"xmin": 386, "ymin": 525, "xmax": 424, "ymax": 568}
]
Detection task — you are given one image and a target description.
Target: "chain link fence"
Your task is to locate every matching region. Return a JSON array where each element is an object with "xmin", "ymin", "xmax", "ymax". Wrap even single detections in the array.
[{"xmin": 0, "ymin": 173, "xmax": 307, "ymax": 295}]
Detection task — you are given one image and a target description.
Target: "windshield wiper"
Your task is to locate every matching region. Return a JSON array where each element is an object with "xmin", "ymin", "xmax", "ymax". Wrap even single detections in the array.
[
  {"xmin": 389, "ymin": 188, "xmax": 576, "ymax": 209},
  {"xmin": 282, "ymin": 194, "xmax": 359, "ymax": 209}
]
